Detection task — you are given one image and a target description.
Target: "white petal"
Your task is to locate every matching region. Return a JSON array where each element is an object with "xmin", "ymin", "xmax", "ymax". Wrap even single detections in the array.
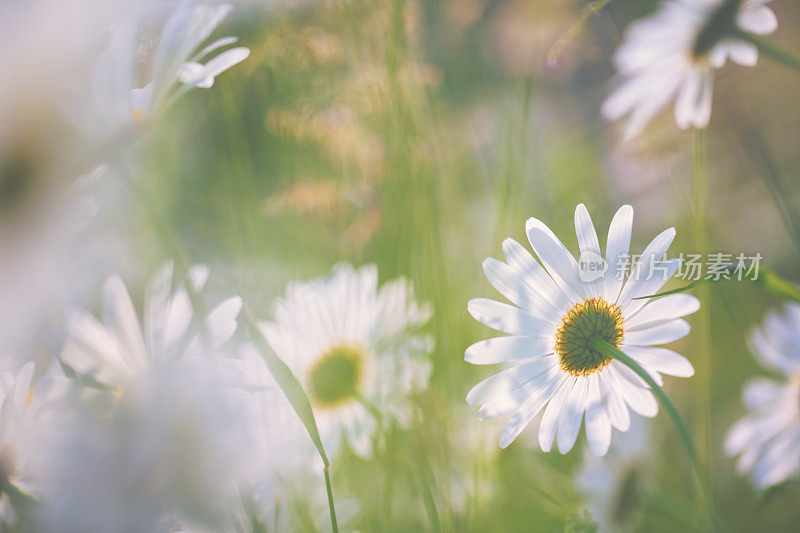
[
  {"xmin": 501, "ymin": 239, "xmax": 571, "ymax": 317},
  {"xmin": 604, "ymin": 205, "xmax": 633, "ymax": 302},
  {"xmin": 626, "ymin": 294, "xmax": 700, "ymax": 330},
  {"xmin": 621, "ymin": 258, "xmax": 681, "ymax": 318},
  {"xmin": 557, "ymin": 377, "xmax": 589, "ymax": 454},
  {"xmin": 465, "ymin": 336, "xmax": 554, "ymax": 365},
  {"xmin": 468, "ymin": 298, "xmax": 555, "ymax": 336},
  {"xmin": 737, "ymin": 5, "xmax": 778, "ymax": 35},
  {"xmin": 623, "ymin": 345, "xmax": 694, "ymax": 378},
  {"xmin": 585, "ymin": 374, "xmax": 612, "ymax": 457},
  {"xmin": 728, "ymin": 41, "xmax": 758, "ymax": 66},
  {"xmin": 482, "ymin": 258, "xmax": 554, "ymax": 319},
  {"xmin": 538, "ymin": 377, "xmax": 575, "ymax": 452},
  {"xmin": 103, "ymin": 275, "xmax": 148, "ymax": 370},
  {"xmin": 525, "ymin": 218, "xmax": 585, "ymax": 303},
  {"xmin": 467, "ymin": 357, "xmax": 555, "ymax": 406},
  {"xmin": 497, "ymin": 370, "xmax": 564, "ymax": 447},
  {"xmin": 600, "ymin": 371, "xmax": 630, "ymax": 431},
  {"xmin": 479, "ymin": 363, "xmax": 562, "ymax": 420},
  {"xmin": 207, "ymin": 296, "xmax": 242, "ymax": 348},
  {"xmin": 574, "ymin": 204, "xmax": 603, "ymax": 298},
  {"xmin": 616, "ymin": 227, "xmax": 676, "ymax": 307},
  {"xmin": 611, "ymin": 366, "xmax": 658, "ymax": 417},
  {"xmin": 623, "ymin": 319, "xmax": 690, "ymax": 346}
]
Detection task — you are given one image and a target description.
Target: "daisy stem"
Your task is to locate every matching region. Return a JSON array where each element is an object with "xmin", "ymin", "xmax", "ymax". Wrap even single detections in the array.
[
  {"xmin": 692, "ymin": 128, "xmax": 712, "ymax": 513},
  {"xmin": 590, "ymin": 338, "xmax": 723, "ymax": 532},
  {"xmin": 732, "ymin": 28, "xmax": 800, "ymax": 74},
  {"xmin": 324, "ymin": 466, "xmax": 339, "ymax": 533}
]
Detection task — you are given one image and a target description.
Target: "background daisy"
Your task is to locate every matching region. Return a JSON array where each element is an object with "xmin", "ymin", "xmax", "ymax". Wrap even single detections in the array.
[
  {"xmin": 258, "ymin": 263, "xmax": 433, "ymax": 457},
  {"xmin": 726, "ymin": 302, "xmax": 800, "ymax": 489}
]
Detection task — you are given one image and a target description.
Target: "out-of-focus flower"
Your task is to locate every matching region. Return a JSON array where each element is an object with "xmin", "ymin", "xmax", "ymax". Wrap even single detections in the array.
[
  {"xmin": 83, "ymin": 1, "xmax": 249, "ymax": 139},
  {"xmin": 466, "ymin": 204, "xmax": 697, "ymax": 455},
  {"xmin": 258, "ymin": 264, "xmax": 433, "ymax": 457},
  {"xmin": 0, "ymin": 0, "xmax": 110, "ymax": 355},
  {"xmin": 60, "ymin": 262, "xmax": 242, "ymax": 390},
  {"xmin": 37, "ymin": 358, "xmax": 266, "ymax": 532},
  {"xmin": 602, "ymin": 0, "xmax": 778, "ymax": 140},
  {"xmin": 578, "ymin": 417, "xmax": 651, "ymax": 532},
  {"xmin": 725, "ymin": 303, "xmax": 800, "ymax": 489},
  {"xmin": 0, "ymin": 360, "xmax": 71, "ymax": 526}
]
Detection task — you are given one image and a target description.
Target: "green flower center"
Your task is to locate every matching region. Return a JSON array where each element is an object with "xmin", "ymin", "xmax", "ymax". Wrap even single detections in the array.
[
  {"xmin": 308, "ymin": 345, "xmax": 363, "ymax": 407},
  {"xmin": 555, "ymin": 298, "xmax": 623, "ymax": 377}
]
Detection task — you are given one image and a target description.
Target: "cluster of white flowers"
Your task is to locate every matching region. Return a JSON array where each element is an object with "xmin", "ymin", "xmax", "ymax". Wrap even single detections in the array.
[
  {"xmin": 4, "ymin": 0, "xmax": 800, "ymax": 530},
  {"xmin": 0, "ymin": 0, "xmax": 437, "ymax": 529}
]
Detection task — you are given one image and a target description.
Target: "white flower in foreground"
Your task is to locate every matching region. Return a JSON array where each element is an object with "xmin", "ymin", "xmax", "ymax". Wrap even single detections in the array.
[
  {"xmin": 0, "ymin": 361, "xmax": 71, "ymax": 526},
  {"xmin": 725, "ymin": 303, "xmax": 800, "ymax": 489},
  {"xmin": 578, "ymin": 417, "xmax": 651, "ymax": 531},
  {"xmin": 259, "ymin": 264, "xmax": 433, "ymax": 457},
  {"xmin": 85, "ymin": 1, "xmax": 250, "ymax": 136},
  {"xmin": 61, "ymin": 262, "xmax": 241, "ymax": 390},
  {"xmin": 466, "ymin": 204, "xmax": 697, "ymax": 455},
  {"xmin": 38, "ymin": 359, "xmax": 265, "ymax": 532},
  {"xmin": 602, "ymin": 0, "xmax": 778, "ymax": 140}
]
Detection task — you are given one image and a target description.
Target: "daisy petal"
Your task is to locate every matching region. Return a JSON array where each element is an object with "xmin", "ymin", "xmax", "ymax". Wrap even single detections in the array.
[
  {"xmin": 525, "ymin": 218, "xmax": 585, "ymax": 303},
  {"xmin": 623, "ymin": 345, "xmax": 694, "ymax": 378},
  {"xmin": 625, "ymin": 294, "xmax": 700, "ymax": 330},
  {"xmin": 604, "ymin": 205, "xmax": 633, "ymax": 302},
  {"xmin": 557, "ymin": 377, "xmax": 589, "ymax": 454},
  {"xmin": 466, "ymin": 357, "xmax": 555, "ymax": 406},
  {"xmin": 623, "ymin": 319, "xmax": 690, "ymax": 346},
  {"xmin": 465, "ymin": 336, "xmax": 554, "ymax": 365},
  {"xmin": 538, "ymin": 377, "xmax": 575, "ymax": 452},
  {"xmin": 498, "ymin": 371, "xmax": 565, "ymax": 448},
  {"xmin": 467, "ymin": 298, "xmax": 555, "ymax": 336},
  {"xmin": 574, "ymin": 204, "xmax": 603, "ymax": 298},
  {"xmin": 585, "ymin": 374, "xmax": 612, "ymax": 457}
]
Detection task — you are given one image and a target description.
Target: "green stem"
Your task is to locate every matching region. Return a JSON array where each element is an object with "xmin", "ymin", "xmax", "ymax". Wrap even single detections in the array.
[
  {"xmin": 590, "ymin": 338, "xmax": 723, "ymax": 532},
  {"xmin": 356, "ymin": 395, "xmax": 441, "ymax": 532},
  {"xmin": 692, "ymin": 129, "xmax": 712, "ymax": 509},
  {"xmin": 324, "ymin": 466, "xmax": 339, "ymax": 533},
  {"xmin": 733, "ymin": 28, "xmax": 800, "ymax": 73}
]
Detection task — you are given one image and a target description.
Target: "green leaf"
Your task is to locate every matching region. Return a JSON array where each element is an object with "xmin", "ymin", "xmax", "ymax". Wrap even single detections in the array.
[
  {"xmin": 242, "ymin": 305, "xmax": 329, "ymax": 467},
  {"xmin": 243, "ymin": 303, "xmax": 339, "ymax": 532}
]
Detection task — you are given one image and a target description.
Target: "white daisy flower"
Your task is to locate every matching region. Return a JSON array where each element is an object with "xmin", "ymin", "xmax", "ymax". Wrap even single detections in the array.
[
  {"xmin": 725, "ymin": 303, "xmax": 800, "ymax": 489},
  {"xmin": 60, "ymin": 262, "xmax": 242, "ymax": 390},
  {"xmin": 0, "ymin": 360, "xmax": 72, "ymax": 526},
  {"xmin": 259, "ymin": 263, "xmax": 433, "ymax": 458},
  {"xmin": 85, "ymin": 1, "xmax": 250, "ymax": 137},
  {"xmin": 466, "ymin": 204, "xmax": 698, "ymax": 456},
  {"xmin": 37, "ymin": 358, "xmax": 267, "ymax": 532},
  {"xmin": 602, "ymin": 0, "xmax": 778, "ymax": 140}
]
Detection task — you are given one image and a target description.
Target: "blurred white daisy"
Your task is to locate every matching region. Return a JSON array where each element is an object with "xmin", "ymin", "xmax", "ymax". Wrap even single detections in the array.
[
  {"xmin": 0, "ymin": 360, "xmax": 71, "ymax": 526},
  {"xmin": 259, "ymin": 263, "xmax": 433, "ymax": 457},
  {"xmin": 60, "ymin": 262, "xmax": 242, "ymax": 390},
  {"xmin": 466, "ymin": 204, "xmax": 697, "ymax": 455},
  {"xmin": 602, "ymin": 0, "xmax": 778, "ymax": 140},
  {"xmin": 725, "ymin": 303, "xmax": 800, "ymax": 489},
  {"xmin": 578, "ymin": 417, "xmax": 651, "ymax": 531},
  {"xmin": 84, "ymin": 1, "xmax": 250, "ymax": 138},
  {"xmin": 37, "ymin": 358, "xmax": 266, "ymax": 532}
]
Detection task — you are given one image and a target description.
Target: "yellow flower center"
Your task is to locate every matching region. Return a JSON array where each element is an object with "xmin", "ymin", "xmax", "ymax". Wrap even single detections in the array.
[
  {"xmin": 307, "ymin": 344, "xmax": 364, "ymax": 407},
  {"xmin": 555, "ymin": 298, "xmax": 624, "ymax": 376}
]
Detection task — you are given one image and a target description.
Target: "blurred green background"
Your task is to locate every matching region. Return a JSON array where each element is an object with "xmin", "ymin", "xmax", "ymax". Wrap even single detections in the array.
[{"xmin": 120, "ymin": 0, "xmax": 800, "ymax": 530}]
